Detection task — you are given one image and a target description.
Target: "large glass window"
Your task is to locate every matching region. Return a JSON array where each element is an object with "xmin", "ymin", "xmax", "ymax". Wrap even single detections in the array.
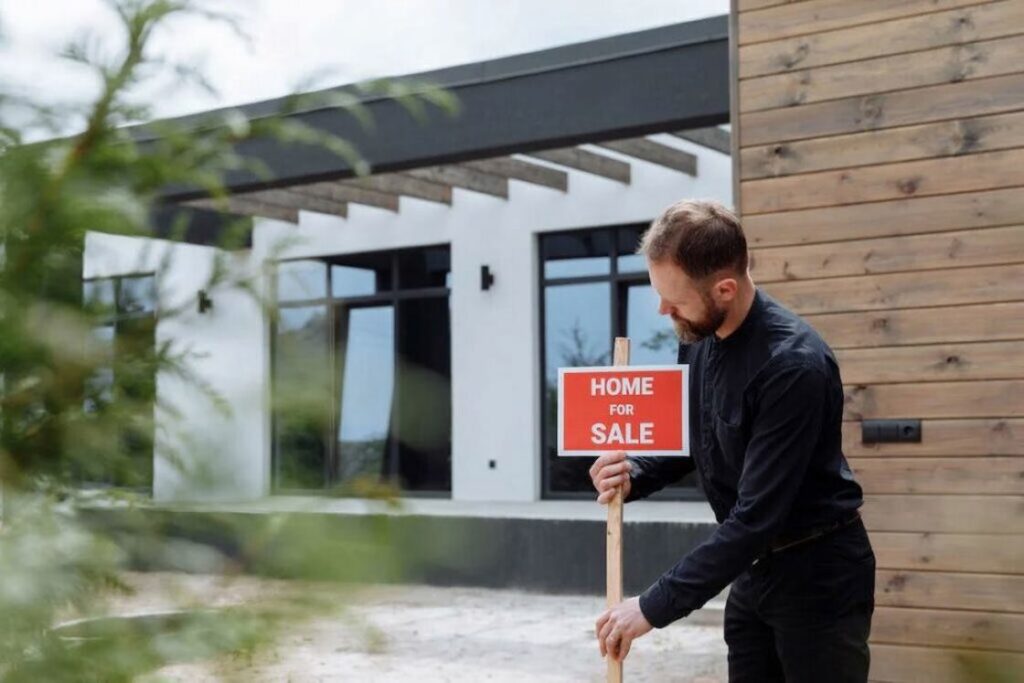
[
  {"xmin": 272, "ymin": 246, "xmax": 452, "ymax": 495},
  {"xmin": 539, "ymin": 226, "xmax": 700, "ymax": 499},
  {"xmin": 80, "ymin": 273, "xmax": 157, "ymax": 489}
]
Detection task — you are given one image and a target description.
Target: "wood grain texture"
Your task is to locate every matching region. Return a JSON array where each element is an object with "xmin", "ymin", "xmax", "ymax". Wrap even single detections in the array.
[
  {"xmin": 863, "ymin": 495, "xmax": 1024, "ymax": 534},
  {"xmin": 606, "ymin": 337, "xmax": 629, "ymax": 683},
  {"xmin": 872, "ymin": 532, "xmax": 1024, "ymax": 573},
  {"xmin": 836, "ymin": 340, "xmax": 1024, "ymax": 384},
  {"xmin": 741, "ymin": 34, "xmax": 1024, "ymax": 113},
  {"xmin": 743, "ymin": 187, "xmax": 1024, "ymax": 248},
  {"xmin": 870, "ymin": 643, "xmax": 1024, "ymax": 683},
  {"xmin": 743, "ymin": 147, "xmax": 1024, "ymax": 214},
  {"xmin": 875, "ymin": 569, "xmax": 1024, "ymax": 613},
  {"xmin": 742, "ymin": 110, "xmax": 1024, "ymax": 180},
  {"xmin": 872, "ymin": 606, "xmax": 1024, "ymax": 650},
  {"xmin": 852, "ymin": 457, "xmax": 1024, "ymax": 494},
  {"xmin": 752, "ymin": 225, "xmax": 1024, "ymax": 282},
  {"xmin": 738, "ymin": 0, "xmax": 803, "ymax": 11},
  {"xmin": 843, "ymin": 418, "xmax": 1024, "ymax": 457},
  {"xmin": 842, "ymin": 379, "xmax": 1024, "ymax": 421},
  {"xmin": 741, "ymin": 71, "xmax": 1024, "ymax": 146},
  {"xmin": 765, "ymin": 263, "xmax": 1024, "ymax": 316},
  {"xmin": 809, "ymin": 302, "xmax": 1024, "ymax": 351},
  {"xmin": 740, "ymin": 1, "xmax": 1024, "ymax": 79},
  {"xmin": 737, "ymin": 0, "xmax": 990, "ymax": 45}
]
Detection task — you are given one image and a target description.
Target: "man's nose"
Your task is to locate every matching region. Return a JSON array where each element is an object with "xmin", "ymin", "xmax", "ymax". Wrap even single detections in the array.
[{"xmin": 658, "ymin": 299, "xmax": 671, "ymax": 315}]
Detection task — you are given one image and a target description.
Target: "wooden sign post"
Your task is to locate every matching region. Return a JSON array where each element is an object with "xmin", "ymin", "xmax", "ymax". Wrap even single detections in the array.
[
  {"xmin": 556, "ymin": 338, "xmax": 690, "ymax": 682},
  {"xmin": 607, "ymin": 337, "xmax": 629, "ymax": 683}
]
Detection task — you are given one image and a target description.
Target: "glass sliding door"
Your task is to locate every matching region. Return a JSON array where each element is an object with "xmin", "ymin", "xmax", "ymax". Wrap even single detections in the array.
[
  {"xmin": 395, "ymin": 296, "xmax": 451, "ymax": 493},
  {"xmin": 335, "ymin": 305, "xmax": 395, "ymax": 484},
  {"xmin": 273, "ymin": 245, "xmax": 452, "ymax": 496}
]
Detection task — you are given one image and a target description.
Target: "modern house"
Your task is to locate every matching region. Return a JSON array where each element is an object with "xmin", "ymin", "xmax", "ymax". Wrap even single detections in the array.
[{"xmin": 84, "ymin": 3, "xmax": 1024, "ymax": 679}]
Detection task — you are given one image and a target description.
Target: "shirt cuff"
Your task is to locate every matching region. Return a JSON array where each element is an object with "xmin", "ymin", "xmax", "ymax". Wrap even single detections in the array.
[{"xmin": 639, "ymin": 578, "xmax": 690, "ymax": 629}]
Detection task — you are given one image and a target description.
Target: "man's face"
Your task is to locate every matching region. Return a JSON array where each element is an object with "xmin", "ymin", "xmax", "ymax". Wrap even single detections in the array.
[{"xmin": 647, "ymin": 259, "xmax": 728, "ymax": 343}]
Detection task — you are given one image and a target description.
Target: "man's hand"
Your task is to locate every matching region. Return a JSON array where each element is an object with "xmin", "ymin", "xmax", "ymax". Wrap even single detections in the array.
[
  {"xmin": 589, "ymin": 451, "xmax": 632, "ymax": 504},
  {"xmin": 595, "ymin": 597, "xmax": 653, "ymax": 662}
]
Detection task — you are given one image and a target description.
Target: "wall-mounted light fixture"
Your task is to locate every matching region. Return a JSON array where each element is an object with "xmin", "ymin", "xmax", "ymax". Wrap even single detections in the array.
[
  {"xmin": 197, "ymin": 289, "xmax": 213, "ymax": 314},
  {"xmin": 480, "ymin": 265, "xmax": 495, "ymax": 291}
]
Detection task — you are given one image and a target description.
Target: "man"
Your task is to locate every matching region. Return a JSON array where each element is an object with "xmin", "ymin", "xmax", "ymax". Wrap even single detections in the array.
[{"xmin": 590, "ymin": 200, "xmax": 874, "ymax": 682}]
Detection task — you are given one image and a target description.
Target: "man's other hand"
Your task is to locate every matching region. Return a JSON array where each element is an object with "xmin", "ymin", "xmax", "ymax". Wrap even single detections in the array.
[
  {"xmin": 589, "ymin": 451, "xmax": 632, "ymax": 505},
  {"xmin": 595, "ymin": 596, "xmax": 653, "ymax": 662}
]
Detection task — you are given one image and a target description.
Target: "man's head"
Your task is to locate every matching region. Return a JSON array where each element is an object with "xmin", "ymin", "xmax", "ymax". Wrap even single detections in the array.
[{"xmin": 638, "ymin": 199, "xmax": 749, "ymax": 342}]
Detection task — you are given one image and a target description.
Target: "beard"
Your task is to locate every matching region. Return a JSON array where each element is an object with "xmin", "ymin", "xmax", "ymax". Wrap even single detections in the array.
[{"xmin": 670, "ymin": 294, "xmax": 728, "ymax": 343}]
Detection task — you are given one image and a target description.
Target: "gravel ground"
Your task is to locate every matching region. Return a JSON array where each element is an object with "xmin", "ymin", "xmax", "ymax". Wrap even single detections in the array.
[{"xmin": 109, "ymin": 573, "xmax": 726, "ymax": 682}]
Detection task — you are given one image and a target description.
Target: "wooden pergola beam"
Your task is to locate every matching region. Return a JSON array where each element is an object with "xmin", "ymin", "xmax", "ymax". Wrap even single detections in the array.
[
  {"xmin": 344, "ymin": 174, "xmax": 452, "ymax": 205},
  {"xmin": 290, "ymin": 182, "xmax": 400, "ymax": 212},
  {"xmin": 526, "ymin": 147, "xmax": 631, "ymax": 184},
  {"xmin": 462, "ymin": 157, "xmax": 568, "ymax": 192},
  {"xmin": 183, "ymin": 197, "xmax": 299, "ymax": 224},
  {"xmin": 671, "ymin": 127, "xmax": 730, "ymax": 155},
  {"xmin": 406, "ymin": 166, "xmax": 508, "ymax": 199},
  {"xmin": 597, "ymin": 138, "xmax": 698, "ymax": 176},
  {"xmin": 246, "ymin": 189, "xmax": 348, "ymax": 218}
]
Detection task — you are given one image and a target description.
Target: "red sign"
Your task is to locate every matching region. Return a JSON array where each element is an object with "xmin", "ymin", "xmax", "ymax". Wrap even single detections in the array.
[{"xmin": 558, "ymin": 366, "xmax": 690, "ymax": 456}]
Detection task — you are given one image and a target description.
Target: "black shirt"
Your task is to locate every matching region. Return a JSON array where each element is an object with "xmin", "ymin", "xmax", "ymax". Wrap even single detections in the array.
[{"xmin": 628, "ymin": 288, "xmax": 864, "ymax": 628}]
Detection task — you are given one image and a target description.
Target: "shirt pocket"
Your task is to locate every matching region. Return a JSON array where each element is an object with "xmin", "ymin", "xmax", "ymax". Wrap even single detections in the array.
[{"xmin": 712, "ymin": 412, "xmax": 747, "ymax": 475}]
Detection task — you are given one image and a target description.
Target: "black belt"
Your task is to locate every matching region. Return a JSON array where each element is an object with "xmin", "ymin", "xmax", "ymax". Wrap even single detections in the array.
[{"xmin": 765, "ymin": 511, "xmax": 861, "ymax": 555}]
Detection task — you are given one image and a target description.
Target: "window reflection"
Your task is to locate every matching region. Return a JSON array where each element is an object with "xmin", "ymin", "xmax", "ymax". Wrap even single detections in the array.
[
  {"xmin": 274, "ymin": 246, "xmax": 452, "ymax": 495},
  {"xmin": 274, "ymin": 305, "xmax": 331, "ymax": 489},
  {"xmin": 277, "ymin": 260, "xmax": 327, "ymax": 301},
  {"xmin": 118, "ymin": 275, "xmax": 156, "ymax": 314},
  {"xmin": 626, "ymin": 284, "xmax": 676, "ymax": 366},
  {"xmin": 336, "ymin": 306, "xmax": 395, "ymax": 483},
  {"xmin": 617, "ymin": 226, "xmax": 647, "ymax": 273},
  {"xmin": 544, "ymin": 282, "xmax": 611, "ymax": 493},
  {"xmin": 542, "ymin": 231, "xmax": 612, "ymax": 279},
  {"xmin": 331, "ymin": 252, "xmax": 391, "ymax": 298},
  {"xmin": 395, "ymin": 297, "xmax": 452, "ymax": 492},
  {"xmin": 398, "ymin": 247, "xmax": 451, "ymax": 289},
  {"xmin": 539, "ymin": 227, "xmax": 700, "ymax": 500}
]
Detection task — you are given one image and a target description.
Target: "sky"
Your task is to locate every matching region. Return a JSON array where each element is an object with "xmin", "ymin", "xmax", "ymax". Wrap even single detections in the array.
[{"xmin": 0, "ymin": 0, "xmax": 726, "ymax": 133}]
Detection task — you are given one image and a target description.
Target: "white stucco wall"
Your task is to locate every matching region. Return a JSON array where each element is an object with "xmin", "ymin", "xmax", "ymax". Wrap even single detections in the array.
[
  {"xmin": 84, "ymin": 133, "xmax": 731, "ymax": 504},
  {"xmin": 83, "ymin": 230, "xmax": 277, "ymax": 502}
]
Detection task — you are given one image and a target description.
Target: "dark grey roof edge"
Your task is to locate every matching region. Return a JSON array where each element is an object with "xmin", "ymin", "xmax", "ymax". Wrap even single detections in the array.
[{"xmin": 131, "ymin": 15, "xmax": 728, "ymax": 139}]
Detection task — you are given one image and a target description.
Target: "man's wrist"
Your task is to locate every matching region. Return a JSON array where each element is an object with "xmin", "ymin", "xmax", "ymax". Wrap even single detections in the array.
[{"xmin": 639, "ymin": 580, "xmax": 681, "ymax": 629}]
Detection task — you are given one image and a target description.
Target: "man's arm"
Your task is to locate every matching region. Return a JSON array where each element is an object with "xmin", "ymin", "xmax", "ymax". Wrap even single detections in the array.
[
  {"xmin": 625, "ymin": 456, "xmax": 696, "ymax": 502},
  {"xmin": 637, "ymin": 362, "xmax": 827, "ymax": 627}
]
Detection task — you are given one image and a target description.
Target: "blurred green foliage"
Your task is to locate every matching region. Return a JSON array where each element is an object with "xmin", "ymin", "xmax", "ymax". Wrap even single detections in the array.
[{"xmin": 0, "ymin": 1, "xmax": 455, "ymax": 679}]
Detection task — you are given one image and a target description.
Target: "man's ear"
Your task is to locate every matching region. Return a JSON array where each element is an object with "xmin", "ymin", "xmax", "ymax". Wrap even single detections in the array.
[{"xmin": 713, "ymin": 276, "xmax": 739, "ymax": 303}]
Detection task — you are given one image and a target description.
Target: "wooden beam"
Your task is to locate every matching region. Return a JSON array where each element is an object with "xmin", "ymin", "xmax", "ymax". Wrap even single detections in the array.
[
  {"xmin": 462, "ymin": 157, "xmax": 568, "ymax": 192},
  {"xmin": 597, "ymin": 138, "xmax": 698, "ymax": 175},
  {"xmin": 243, "ymin": 189, "xmax": 348, "ymax": 218},
  {"xmin": 671, "ymin": 127, "xmax": 731, "ymax": 155},
  {"xmin": 183, "ymin": 197, "xmax": 298, "ymax": 224},
  {"xmin": 343, "ymin": 174, "xmax": 452, "ymax": 205},
  {"xmin": 406, "ymin": 166, "xmax": 508, "ymax": 199},
  {"xmin": 526, "ymin": 147, "xmax": 631, "ymax": 184},
  {"xmin": 290, "ymin": 182, "xmax": 399, "ymax": 212}
]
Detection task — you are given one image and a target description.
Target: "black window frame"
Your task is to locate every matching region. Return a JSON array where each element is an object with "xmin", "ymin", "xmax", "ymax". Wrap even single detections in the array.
[
  {"xmin": 270, "ymin": 244, "xmax": 452, "ymax": 497},
  {"xmin": 538, "ymin": 225, "xmax": 703, "ymax": 501},
  {"xmin": 80, "ymin": 271, "xmax": 158, "ymax": 492}
]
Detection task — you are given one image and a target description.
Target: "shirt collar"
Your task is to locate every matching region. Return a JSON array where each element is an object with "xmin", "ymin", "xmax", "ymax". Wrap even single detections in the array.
[{"xmin": 713, "ymin": 288, "xmax": 763, "ymax": 350}]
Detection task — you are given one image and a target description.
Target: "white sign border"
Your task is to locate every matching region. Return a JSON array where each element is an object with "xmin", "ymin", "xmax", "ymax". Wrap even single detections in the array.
[{"xmin": 557, "ymin": 364, "xmax": 690, "ymax": 457}]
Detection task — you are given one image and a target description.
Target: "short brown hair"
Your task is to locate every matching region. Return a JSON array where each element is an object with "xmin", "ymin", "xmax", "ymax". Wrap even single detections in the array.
[{"xmin": 639, "ymin": 199, "xmax": 748, "ymax": 281}]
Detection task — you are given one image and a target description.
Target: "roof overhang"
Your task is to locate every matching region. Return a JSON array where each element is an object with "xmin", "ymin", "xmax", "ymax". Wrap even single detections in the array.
[{"xmin": 132, "ymin": 15, "xmax": 729, "ymax": 245}]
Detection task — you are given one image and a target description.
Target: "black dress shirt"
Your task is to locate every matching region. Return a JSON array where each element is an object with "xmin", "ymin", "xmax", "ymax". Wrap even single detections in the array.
[{"xmin": 627, "ymin": 288, "xmax": 864, "ymax": 628}]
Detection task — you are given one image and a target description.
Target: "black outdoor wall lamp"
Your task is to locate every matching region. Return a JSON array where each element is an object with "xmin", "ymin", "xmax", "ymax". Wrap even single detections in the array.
[
  {"xmin": 481, "ymin": 265, "xmax": 495, "ymax": 291},
  {"xmin": 197, "ymin": 289, "xmax": 213, "ymax": 314}
]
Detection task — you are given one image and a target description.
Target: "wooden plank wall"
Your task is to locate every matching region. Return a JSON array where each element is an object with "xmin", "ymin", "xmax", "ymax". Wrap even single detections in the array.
[{"xmin": 732, "ymin": 1, "xmax": 1024, "ymax": 680}]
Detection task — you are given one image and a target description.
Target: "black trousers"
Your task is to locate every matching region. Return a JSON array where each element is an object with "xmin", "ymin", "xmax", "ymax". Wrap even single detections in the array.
[{"xmin": 724, "ymin": 518, "xmax": 875, "ymax": 683}]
